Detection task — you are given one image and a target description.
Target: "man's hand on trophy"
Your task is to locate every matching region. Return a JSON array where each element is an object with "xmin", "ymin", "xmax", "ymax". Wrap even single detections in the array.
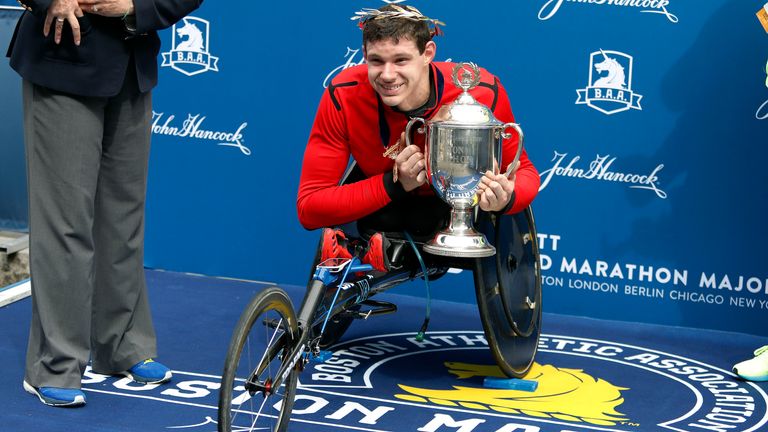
[
  {"xmin": 478, "ymin": 161, "xmax": 519, "ymax": 212},
  {"xmin": 394, "ymin": 142, "xmax": 427, "ymax": 192}
]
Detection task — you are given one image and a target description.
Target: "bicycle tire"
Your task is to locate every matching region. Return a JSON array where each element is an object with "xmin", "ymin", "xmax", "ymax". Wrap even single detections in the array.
[{"xmin": 218, "ymin": 287, "xmax": 300, "ymax": 432}]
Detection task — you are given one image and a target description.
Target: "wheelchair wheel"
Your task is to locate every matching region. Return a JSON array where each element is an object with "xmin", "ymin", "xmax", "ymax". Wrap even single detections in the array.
[
  {"xmin": 218, "ymin": 287, "xmax": 299, "ymax": 432},
  {"xmin": 473, "ymin": 207, "xmax": 542, "ymax": 378}
]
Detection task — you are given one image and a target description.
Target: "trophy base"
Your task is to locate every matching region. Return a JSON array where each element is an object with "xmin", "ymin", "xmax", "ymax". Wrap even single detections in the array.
[{"xmin": 423, "ymin": 230, "xmax": 496, "ymax": 258}]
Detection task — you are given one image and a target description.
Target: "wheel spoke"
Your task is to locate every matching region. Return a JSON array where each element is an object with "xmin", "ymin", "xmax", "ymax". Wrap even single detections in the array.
[
  {"xmin": 255, "ymin": 318, "xmax": 283, "ymax": 383},
  {"xmin": 248, "ymin": 394, "xmax": 271, "ymax": 431}
]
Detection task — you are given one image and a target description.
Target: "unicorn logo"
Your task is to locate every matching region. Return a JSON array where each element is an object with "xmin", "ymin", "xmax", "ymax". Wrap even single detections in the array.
[
  {"xmin": 161, "ymin": 16, "xmax": 220, "ymax": 76},
  {"xmin": 576, "ymin": 49, "xmax": 643, "ymax": 115},
  {"xmin": 176, "ymin": 19, "xmax": 205, "ymax": 52},
  {"xmin": 593, "ymin": 49, "xmax": 626, "ymax": 89},
  {"xmin": 395, "ymin": 361, "xmax": 630, "ymax": 426}
]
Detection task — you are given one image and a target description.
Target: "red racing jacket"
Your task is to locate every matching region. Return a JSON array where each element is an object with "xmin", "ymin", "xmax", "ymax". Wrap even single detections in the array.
[{"xmin": 297, "ymin": 62, "xmax": 540, "ymax": 230}]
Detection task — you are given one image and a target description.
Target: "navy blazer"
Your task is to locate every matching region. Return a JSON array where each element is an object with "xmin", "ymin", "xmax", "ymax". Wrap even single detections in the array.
[{"xmin": 7, "ymin": 0, "xmax": 203, "ymax": 97}]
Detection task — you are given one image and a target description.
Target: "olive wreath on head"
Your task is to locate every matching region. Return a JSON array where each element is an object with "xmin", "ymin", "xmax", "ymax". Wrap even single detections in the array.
[{"xmin": 351, "ymin": 5, "xmax": 445, "ymax": 36}]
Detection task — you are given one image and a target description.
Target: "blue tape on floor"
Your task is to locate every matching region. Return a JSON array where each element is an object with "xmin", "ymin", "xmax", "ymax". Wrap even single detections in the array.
[{"xmin": 483, "ymin": 377, "xmax": 538, "ymax": 392}]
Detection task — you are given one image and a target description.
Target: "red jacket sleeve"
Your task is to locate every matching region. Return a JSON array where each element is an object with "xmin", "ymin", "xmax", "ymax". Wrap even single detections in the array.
[
  {"xmin": 493, "ymin": 79, "xmax": 540, "ymax": 214},
  {"xmin": 296, "ymin": 89, "xmax": 393, "ymax": 230}
]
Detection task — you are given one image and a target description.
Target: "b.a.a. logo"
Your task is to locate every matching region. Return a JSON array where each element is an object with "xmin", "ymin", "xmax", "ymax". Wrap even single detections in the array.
[
  {"xmin": 161, "ymin": 17, "xmax": 220, "ymax": 76},
  {"xmin": 576, "ymin": 49, "xmax": 643, "ymax": 115},
  {"xmin": 395, "ymin": 361, "xmax": 628, "ymax": 426}
]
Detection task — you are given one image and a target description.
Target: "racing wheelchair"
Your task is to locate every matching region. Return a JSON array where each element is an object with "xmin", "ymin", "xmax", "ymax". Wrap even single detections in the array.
[{"xmin": 216, "ymin": 164, "xmax": 542, "ymax": 432}]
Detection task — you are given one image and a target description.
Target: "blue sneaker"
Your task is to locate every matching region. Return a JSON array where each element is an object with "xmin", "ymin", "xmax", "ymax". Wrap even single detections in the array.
[
  {"xmin": 733, "ymin": 345, "xmax": 768, "ymax": 382},
  {"xmin": 23, "ymin": 380, "xmax": 86, "ymax": 407},
  {"xmin": 123, "ymin": 359, "xmax": 172, "ymax": 384}
]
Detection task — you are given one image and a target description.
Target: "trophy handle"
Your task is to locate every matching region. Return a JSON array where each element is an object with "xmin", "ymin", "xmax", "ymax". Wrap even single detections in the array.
[
  {"xmin": 500, "ymin": 122, "xmax": 524, "ymax": 177},
  {"xmin": 405, "ymin": 117, "xmax": 426, "ymax": 146}
]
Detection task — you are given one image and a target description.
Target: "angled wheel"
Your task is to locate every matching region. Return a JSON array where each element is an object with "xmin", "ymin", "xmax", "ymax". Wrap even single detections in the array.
[
  {"xmin": 495, "ymin": 207, "xmax": 541, "ymax": 339},
  {"xmin": 218, "ymin": 287, "xmax": 300, "ymax": 432},
  {"xmin": 474, "ymin": 207, "xmax": 542, "ymax": 378}
]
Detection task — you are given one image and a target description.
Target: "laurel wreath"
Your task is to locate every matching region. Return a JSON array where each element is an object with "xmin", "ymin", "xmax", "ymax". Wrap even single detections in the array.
[{"xmin": 350, "ymin": 5, "xmax": 446, "ymax": 32}]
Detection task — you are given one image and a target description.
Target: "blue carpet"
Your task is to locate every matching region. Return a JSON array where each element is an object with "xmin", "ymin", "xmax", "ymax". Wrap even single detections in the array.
[{"xmin": 0, "ymin": 269, "xmax": 766, "ymax": 431}]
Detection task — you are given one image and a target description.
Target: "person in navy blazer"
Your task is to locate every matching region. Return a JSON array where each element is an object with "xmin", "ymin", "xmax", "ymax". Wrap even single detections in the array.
[
  {"xmin": 8, "ymin": 0, "xmax": 201, "ymax": 96},
  {"xmin": 7, "ymin": 0, "xmax": 202, "ymax": 407}
]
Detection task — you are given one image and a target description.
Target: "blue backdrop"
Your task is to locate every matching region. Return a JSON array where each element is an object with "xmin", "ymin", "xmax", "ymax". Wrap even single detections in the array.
[{"xmin": 1, "ymin": 1, "xmax": 767, "ymax": 336}]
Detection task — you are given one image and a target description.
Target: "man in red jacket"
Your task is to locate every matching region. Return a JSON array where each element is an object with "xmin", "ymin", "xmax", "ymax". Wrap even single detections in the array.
[{"xmin": 297, "ymin": 4, "xmax": 539, "ymax": 271}]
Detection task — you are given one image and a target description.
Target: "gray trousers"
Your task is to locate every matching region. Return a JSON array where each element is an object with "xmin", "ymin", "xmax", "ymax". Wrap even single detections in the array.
[{"xmin": 22, "ymin": 65, "xmax": 158, "ymax": 389}]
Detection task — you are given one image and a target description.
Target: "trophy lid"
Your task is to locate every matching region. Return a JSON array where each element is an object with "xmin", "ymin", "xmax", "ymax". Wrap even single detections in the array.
[{"xmin": 432, "ymin": 63, "xmax": 502, "ymax": 127}]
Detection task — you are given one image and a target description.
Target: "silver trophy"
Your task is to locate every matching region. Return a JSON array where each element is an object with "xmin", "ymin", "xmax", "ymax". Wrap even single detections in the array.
[{"xmin": 405, "ymin": 63, "xmax": 524, "ymax": 257}]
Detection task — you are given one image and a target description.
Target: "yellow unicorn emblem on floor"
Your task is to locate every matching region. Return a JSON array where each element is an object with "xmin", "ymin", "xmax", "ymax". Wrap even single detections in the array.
[{"xmin": 395, "ymin": 362, "xmax": 629, "ymax": 426}]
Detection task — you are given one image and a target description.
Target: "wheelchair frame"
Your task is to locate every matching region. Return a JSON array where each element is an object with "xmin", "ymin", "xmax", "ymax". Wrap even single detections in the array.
[{"xmin": 216, "ymin": 205, "xmax": 542, "ymax": 432}]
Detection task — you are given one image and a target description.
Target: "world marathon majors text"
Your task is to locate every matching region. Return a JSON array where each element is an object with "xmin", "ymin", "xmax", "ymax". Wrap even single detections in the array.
[{"xmin": 532, "ymin": 233, "xmax": 768, "ymax": 306}]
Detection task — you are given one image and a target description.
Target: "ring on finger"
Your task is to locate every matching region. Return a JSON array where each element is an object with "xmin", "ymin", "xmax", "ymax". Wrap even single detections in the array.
[{"xmin": 56, "ymin": 17, "xmax": 65, "ymax": 23}]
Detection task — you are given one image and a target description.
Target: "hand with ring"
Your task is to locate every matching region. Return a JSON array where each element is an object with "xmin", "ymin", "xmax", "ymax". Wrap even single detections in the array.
[
  {"xmin": 44, "ymin": 0, "xmax": 83, "ymax": 45},
  {"xmin": 77, "ymin": 0, "xmax": 135, "ymax": 18}
]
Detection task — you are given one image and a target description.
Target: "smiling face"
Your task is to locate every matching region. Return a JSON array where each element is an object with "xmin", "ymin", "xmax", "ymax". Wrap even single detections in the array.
[{"xmin": 364, "ymin": 37, "xmax": 436, "ymax": 112}]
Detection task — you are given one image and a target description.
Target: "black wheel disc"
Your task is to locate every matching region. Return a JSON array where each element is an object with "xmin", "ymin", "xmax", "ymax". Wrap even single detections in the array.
[{"xmin": 473, "ymin": 208, "xmax": 542, "ymax": 378}]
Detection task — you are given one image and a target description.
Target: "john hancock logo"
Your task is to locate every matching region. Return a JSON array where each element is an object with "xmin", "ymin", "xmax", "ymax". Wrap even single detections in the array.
[
  {"xmin": 161, "ymin": 17, "xmax": 220, "ymax": 76},
  {"xmin": 576, "ymin": 49, "xmax": 643, "ymax": 115}
]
